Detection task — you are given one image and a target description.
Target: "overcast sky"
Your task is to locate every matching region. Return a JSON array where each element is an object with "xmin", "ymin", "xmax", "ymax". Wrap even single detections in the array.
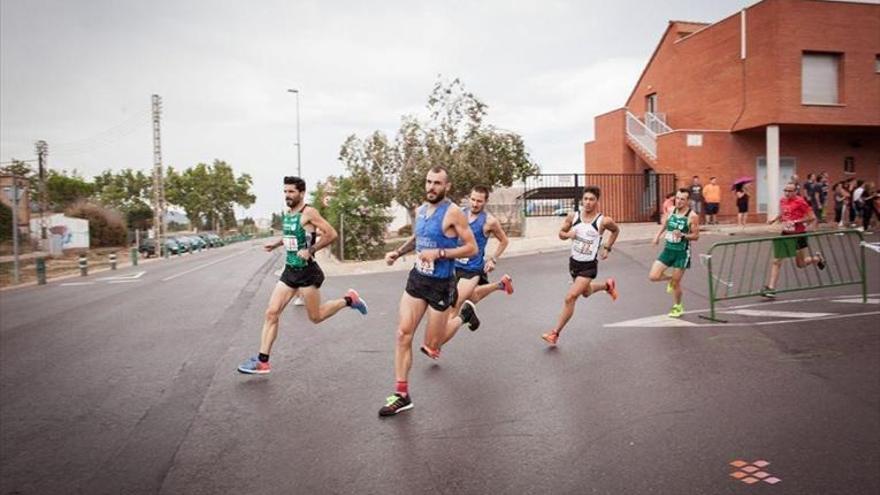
[{"xmin": 1, "ymin": 0, "xmax": 750, "ymax": 219}]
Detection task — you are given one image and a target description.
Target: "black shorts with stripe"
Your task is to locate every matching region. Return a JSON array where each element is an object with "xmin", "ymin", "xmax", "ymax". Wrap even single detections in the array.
[{"xmin": 405, "ymin": 268, "xmax": 458, "ymax": 312}]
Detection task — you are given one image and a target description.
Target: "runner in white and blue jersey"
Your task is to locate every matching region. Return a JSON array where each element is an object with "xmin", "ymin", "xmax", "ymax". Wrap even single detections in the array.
[{"xmin": 419, "ymin": 185, "xmax": 514, "ymax": 360}]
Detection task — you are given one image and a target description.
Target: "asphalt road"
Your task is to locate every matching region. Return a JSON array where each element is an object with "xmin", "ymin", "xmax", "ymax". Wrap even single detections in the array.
[{"xmin": 1, "ymin": 233, "xmax": 878, "ymax": 494}]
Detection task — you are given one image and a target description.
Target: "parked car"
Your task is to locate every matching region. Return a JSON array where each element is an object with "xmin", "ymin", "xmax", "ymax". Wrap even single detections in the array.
[
  {"xmin": 171, "ymin": 236, "xmax": 192, "ymax": 253},
  {"xmin": 186, "ymin": 235, "xmax": 207, "ymax": 250},
  {"xmin": 138, "ymin": 239, "xmax": 157, "ymax": 257},
  {"xmin": 163, "ymin": 238, "xmax": 182, "ymax": 255}
]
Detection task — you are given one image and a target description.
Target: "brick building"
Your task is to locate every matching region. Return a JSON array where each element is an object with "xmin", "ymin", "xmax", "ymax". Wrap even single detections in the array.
[{"xmin": 584, "ymin": 0, "xmax": 880, "ymax": 219}]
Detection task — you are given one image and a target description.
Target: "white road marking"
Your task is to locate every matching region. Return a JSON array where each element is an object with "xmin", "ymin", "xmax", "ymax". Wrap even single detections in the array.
[
  {"xmin": 606, "ymin": 315, "xmax": 699, "ymax": 327},
  {"xmin": 723, "ymin": 309, "xmax": 834, "ymax": 318},
  {"xmin": 161, "ymin": 247, "xmax": 255, "ymax": 282},
  {"xmin": 60, "ymin": 282, "xmax": 95, "ymax": 287},
  {"xmin": 831, "ymin": 297, "xmax": 879, "ymax": 304},
  {"xmin": 98, "ymin": 271, "xmax": 145, "ymax": 281},
  {"xmin": 108, "ymin": 280, "xmax": 141, "ymax": 284}
]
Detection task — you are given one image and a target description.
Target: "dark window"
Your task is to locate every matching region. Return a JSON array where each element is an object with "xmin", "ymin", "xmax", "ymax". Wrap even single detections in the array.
[{"xmin": 844, "ymin": 156, "xmax": 855, "ymax": 175}]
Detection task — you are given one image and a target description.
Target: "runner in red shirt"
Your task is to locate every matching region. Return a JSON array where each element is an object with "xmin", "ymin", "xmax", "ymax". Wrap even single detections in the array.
[{"xmin": 761, "ymin": 185, "xmax": 826, "ymax": 298}]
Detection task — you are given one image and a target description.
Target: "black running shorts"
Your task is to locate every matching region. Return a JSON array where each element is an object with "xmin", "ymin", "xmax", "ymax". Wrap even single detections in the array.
[
  {"xmin": 569, "ymin": 258, "xmax": 598, "ymax": 280},
  {"xmin": 280, "ymin": 262, "xmax": 325, "ymax": 289},
  {"xmin": 455, "ymin": 268, "xmax": 489, "ymax": 286},
  {"xmin": 405, "ymin": 268, "xmax": 458, "ymax": 311}
]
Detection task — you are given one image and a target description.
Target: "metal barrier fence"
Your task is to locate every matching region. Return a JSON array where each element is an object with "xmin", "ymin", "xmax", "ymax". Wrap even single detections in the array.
[
  {"xmin": 522, "ymin": 173, "xmax": 676, "ymax": 222},
  {"xmin": 702, "ymin": 230, "xmax": 867, "ymax": 322}
]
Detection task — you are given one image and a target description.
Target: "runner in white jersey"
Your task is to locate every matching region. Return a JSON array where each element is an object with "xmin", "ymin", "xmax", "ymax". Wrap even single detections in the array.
[{"xmin": 541, "ymin": 186, "xmax": 620, "ymax": 346}]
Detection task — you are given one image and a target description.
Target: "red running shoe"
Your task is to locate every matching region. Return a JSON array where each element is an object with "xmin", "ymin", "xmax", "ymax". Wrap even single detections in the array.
[
  {"xmin": 606, "ymin": 278, "xmax": 618, "ymax": 301},
  {"xmin": 499, "ymin": 274, "xmax": 514, "ymax": 295},
  {"xmin": 541, "ymin": 331, "xmax": 559, "ymax": 345}
]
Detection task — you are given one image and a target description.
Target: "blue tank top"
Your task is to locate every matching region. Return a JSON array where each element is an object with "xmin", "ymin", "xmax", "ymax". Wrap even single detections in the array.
[
  {"xmin": 414, "ymin": 200, "xmax": 459, "ymax": 279},
  {"xmin": 455, "ymin": 208, "xmax": 488, "ymax": 272}
]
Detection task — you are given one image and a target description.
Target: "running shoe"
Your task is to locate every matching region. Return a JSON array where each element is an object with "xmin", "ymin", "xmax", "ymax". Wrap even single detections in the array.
[
  {"xmin": 666, "ymin": 281, "xmax": 674, "ymax": 294},
  {"xmin": 379, "ymin": 393, "xmax": 413, "ymax": 417},
  {"xmin": 237, "ymin": 356, "xmax": 271, "ymax": 374},
  {"xmin": 606, "ymin": 277, "xmax": 618, "ymax": 301},
  {"xmin": 499, "ymin": 274, "xmax": 514, "ymax": 295},
  {"xmin": 292, "ymin": 295, "xmax": 305, "ymax": 306},
  {"xmin": 541, "ymin": 330, "xmax": 559, "ymax": 345},
  {"xmin": 667, "ymin": 304, "xmax": 684, "ymax": 318},
  {"xmin": 346, "ymin": 289, "xmax": 368, "ymax": 315},
  {"xmin": 815, "ymin": 252, "xmax": 826, "ymax": 270},
  {"xmin": 760, "ymin": 286, "xmax": 777, "ymax": 299},
  {"xmin": 460, "ymin": 300, "xmax": 481, "ymax": 331},
  {"xmin": 420, "ymin": 344, "xmax": 441, "ymax": 360}
]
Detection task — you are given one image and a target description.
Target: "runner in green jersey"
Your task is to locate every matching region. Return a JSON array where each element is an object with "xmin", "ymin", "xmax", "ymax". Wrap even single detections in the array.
[
  {"xmin": 237, "ymin": 176, "xmax": 368, "ymax": 375},
  {"xmin": 649, "ymin": 188, "xmax": 700, "ymax": 318}
]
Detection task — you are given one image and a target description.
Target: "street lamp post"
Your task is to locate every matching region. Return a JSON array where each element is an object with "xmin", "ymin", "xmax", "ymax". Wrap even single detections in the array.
[{"xmin": 287, "ymin": 89, "xmax": 301, "ymax": 178}]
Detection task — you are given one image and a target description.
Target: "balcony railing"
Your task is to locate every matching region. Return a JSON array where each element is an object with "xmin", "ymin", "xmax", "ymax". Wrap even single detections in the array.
[{"xmin": 625, "ymin": 111, "xmax": 657, "ymax": 159}]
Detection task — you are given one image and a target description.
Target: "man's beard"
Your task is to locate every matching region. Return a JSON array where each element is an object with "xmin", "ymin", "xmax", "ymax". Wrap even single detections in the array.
[
  {"xmin": 426, "ymin": 190, "xmax": 446, "ymax": 204},
  {"xmin": 286, "ymin": 197, "xmax": 301, "ymax": 208}
]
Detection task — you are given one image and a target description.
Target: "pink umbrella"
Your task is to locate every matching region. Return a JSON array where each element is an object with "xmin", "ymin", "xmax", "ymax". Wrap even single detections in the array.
[{"xmin": 732, "ymin": 176, "xmax": 753, "ymax": 191}]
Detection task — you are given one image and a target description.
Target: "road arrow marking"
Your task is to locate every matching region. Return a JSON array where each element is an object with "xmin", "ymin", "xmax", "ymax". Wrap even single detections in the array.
[{"xmin": 98, "ymin": 271, "xmax": 145, "ymax": 282}]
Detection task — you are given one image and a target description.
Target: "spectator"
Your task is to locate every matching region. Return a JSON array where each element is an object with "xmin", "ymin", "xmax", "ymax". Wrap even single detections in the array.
[
  {"xmin": 735, "ymin": 182, "xmax": 749, "ymax": 229},
  {"xmin": 689, "ymin": 176, "xmax": 704, "ymax": 220},
  {"xmin": 818, "ymin": 172, "xmax": 830, "ymax": 222},
  {"xmin": 833, "ymin": 181, "xmax": 849, "ymax": 227},
  {"xmin": 861, "ymin": 182, "xmax": 877, "ymax": 232},
  {"xmin": 661, "ymin": 191, "xmax": 676, "ymax": 219},
  {"xmin": 853, "ymin": 180, "xmax": 866, "ymax": 229},
  {"xmin": 703, "ymin": 176, "xmax": 721, "ymax": 225},
  {"xmin": 845, "ymin": 178, "xmax": 858, "ymax": 226},
  {"xmin": 803, "ymin": 173, "xmax": 821, "ymax": 220}
]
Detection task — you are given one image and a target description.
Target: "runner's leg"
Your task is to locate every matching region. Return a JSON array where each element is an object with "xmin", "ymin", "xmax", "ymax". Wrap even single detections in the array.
[
  {"xmin": 428, "ymin": 277, "xmax": 478, "ymax": 350},
  {"xmin": 671, "ymin": 269, "xmax": 685, "ymax": 305},
  {"xmin": 300, "ymin": 286, "xmax": 347, "ymax": 324},
  {"xmin": 260, "ymin": 282, "xmax": 298, "ymax": 355},
  {"xmin": 549, "ymin": 276, "xmax": 592, "ymax": 335},
  {"xmin": 395, "ymin": 293, "xmax": 428, "ymax": 385}
]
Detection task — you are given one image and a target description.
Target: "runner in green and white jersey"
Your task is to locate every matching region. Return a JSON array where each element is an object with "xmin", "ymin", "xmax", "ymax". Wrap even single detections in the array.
[{"xmin": 649, "ymin": 188, "xmax": 700, "ymax": 318}]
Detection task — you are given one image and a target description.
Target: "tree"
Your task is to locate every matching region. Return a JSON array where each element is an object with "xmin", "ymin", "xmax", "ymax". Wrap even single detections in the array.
[
  {"xmin": 46, "ymin": 170, "xmax": 95, "ymax": 212},
  {"xmin": 340, "ymin": 78, "xmax": 539, "ymax": 225},
  {"xmin": 311, "ymin": 176, "xmax": 392, "ymax": 261},
  {"xmin": 0, "ymin": 160, "xmax": 37, "ymax": 190},
  {"xmin": 165, "ymin": 160, "xmax": 255, "ymax": 231}
]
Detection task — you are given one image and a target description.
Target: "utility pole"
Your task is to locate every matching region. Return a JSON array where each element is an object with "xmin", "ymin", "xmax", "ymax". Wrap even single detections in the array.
[
  {"xmin": 35, "ymin": 140, "xmax": 48, "ymax": 244},
  {"xmin": 151, "ymin": 95, "xmax": 165, "ymax": 251}
]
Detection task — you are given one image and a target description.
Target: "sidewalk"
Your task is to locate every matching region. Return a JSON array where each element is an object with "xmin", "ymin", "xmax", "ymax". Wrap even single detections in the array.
[{"xmin": 317, "ymin": 222, "xmax": 781, "ymax": 277}]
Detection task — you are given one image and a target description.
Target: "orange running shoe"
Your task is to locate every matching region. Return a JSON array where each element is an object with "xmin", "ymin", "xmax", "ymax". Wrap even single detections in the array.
[
  {"xmin": 606, "ymin": 277, "xmax": 618, "ymax": 301},
  {"xmin": 420, "ymin": 344, "xmax": 441, "ymax": 360},
  {"xmin": 541, "ymin": 331, "xmax": 559, "ymax": 345}
]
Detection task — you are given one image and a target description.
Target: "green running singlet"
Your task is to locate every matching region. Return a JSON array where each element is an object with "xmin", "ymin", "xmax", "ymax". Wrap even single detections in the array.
[
  {"xmin": 282, "ymin": 210, "xmax": 309, "ymax": 268},
  {"xmin": 663, "ymin": 209, "xmax": 691, "ymax": 252}
]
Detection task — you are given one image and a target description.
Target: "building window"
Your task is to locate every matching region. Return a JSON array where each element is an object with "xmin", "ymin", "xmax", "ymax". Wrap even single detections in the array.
[
  {"xmin": 802, "ymin": 52, "xmax": 841, "ymax": 105},
  {"xmin": 844, "ymin": 156, "xmax": 855, "ymax": 175},
  {"xmin": 876, "ymin": 55, "xmax": 880, "ymax": 74}
]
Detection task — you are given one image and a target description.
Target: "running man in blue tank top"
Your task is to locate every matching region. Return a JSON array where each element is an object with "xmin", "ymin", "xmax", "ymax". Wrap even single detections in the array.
[
  {"xmin": 237, "ymin": 176, "xmax": 368, "ymax": 375},
  {"xmin": 419, "ymin": 185, "xmax": 514, "ymax": 360},
  {"xmin": 379, "ymin": 166, "xmax": 478, "ymax": 417}
]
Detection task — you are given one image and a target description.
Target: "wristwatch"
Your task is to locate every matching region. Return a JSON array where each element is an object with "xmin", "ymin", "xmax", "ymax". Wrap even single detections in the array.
[
  {"xmin": 603, "ymin": 244, "xmax": 612, "ymax": 252},
  {"xmin": 490, "ymin": 256, "xmax": 498, "ymax": 263}
]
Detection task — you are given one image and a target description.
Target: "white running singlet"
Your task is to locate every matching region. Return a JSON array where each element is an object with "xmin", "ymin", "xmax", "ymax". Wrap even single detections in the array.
[{"xmin": 570, "ymin": 212, "xmax": 604, "ymax": 262}]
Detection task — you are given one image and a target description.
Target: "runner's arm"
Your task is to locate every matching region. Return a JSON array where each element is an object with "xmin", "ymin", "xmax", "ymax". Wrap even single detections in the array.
[
  {"xmin": 385, "ymin": 235, "xmax": 415, "ymax": 265},
  {"xmin": 685, "ymin": 213, "xmax": 700, "ymax": 241},
  {"xmin": 301, "ymin": 207, "xmax": 338, "ymax": 257},
  {"xmin": 483, "ymin": 216, "xmax": 509, "ymax": 272},
  {"xmin": 653, "ymin": 223, "xmax": 665, "ymax": 245},
  {"xmin": 559, "ymin": 213, "xmax": 575, "ymax": 240},
  {"xmin": 601, "ymin": 217, "xmax": 620, "ymax": 254},
  {"xmin": 487, "ymin": 216, "xmax": 509, "ymax": 262},
  {"xmin": 443, "ymin": 207, "xmax": 478, "ymax": 260}
]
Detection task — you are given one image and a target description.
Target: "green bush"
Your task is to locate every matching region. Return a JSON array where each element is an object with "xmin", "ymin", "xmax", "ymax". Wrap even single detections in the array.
[
  {"xmin": 312, "ymin": 176, "xmax": 392, "ymax": 261},
  {"xmin": 66, "ymin": 201, "xmax": 127, "ymax": 247}
]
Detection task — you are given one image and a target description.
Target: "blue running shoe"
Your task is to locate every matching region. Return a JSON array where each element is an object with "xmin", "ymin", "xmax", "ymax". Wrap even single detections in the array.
[
  {"xmin": 237, "ymin": 356, "xmax": 271, "ymax": 374},
  {"xmin": 347, "ymin": 289, "xmax": 368, "ymax": 315}
]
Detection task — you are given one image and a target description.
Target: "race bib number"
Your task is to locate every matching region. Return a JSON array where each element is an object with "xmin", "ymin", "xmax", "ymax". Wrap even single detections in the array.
[
  {"xmin": 415, "ymin": 252, "xmax": 435, "ymax": 275},
  {"xmin": 665, "ymin": 231, "xmax": 682, "ymax": 243},
  {"xmin": 573, "ymin": 237, "xmax": 598, "ymax": 258},
  {"xmin": 782, "ymin": 221, "xmax": 796, "ymax": 233},
  {"xmin": 457, "ymin": 257, "xmax": 470, "ymax": 265},
  {"xmin": 283, "ymin": 235, "xmax": 299, "ymax": 252}
]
